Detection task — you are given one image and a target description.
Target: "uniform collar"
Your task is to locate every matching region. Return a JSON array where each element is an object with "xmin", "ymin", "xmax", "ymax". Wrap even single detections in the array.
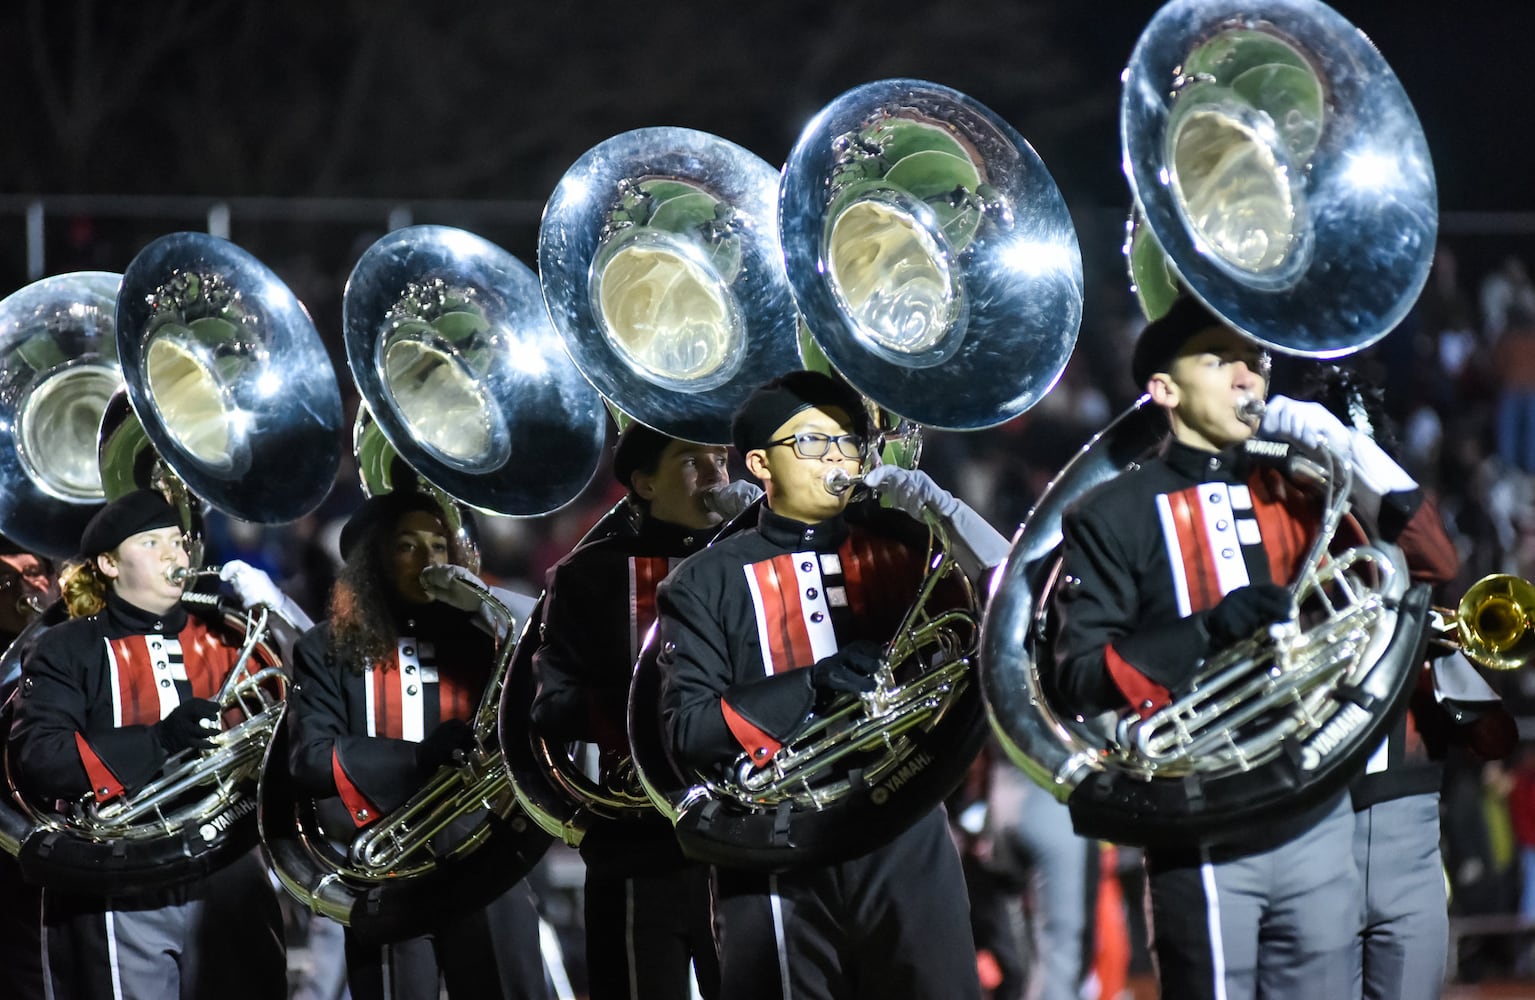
[
  {"xmin": 1161, "ymin": 437, "xmax": 1249, "ymax": 482},
  {"xmin": 105, "ymin": 588, "xmax": 188, "ymax": 634},
  {"xmin": 387, "ymin": 594, "xmax": 472, "ymax": 636},
  {"xmin": 640, "ymin": 513, "xmax": 716, "ymax": 554},
  {"xmin": 756, "ymin": 504, "xmax": 849, "ymax": 552}
]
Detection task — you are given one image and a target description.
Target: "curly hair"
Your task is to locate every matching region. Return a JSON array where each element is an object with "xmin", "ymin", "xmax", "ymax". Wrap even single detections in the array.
[
  {"xmin": 59, "ymin": 557, "xmax": 108, "ymax": 619},
  {"xmin": 326, "ymin": 506, "xmax": 470, "ymax": 675}
]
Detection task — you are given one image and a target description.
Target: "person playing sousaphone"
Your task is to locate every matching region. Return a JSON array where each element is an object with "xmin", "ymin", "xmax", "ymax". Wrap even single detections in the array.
[
  {"xmin": 285, "ymin": 489, "xmax": 549, "ymax": 1000},
  {"xmin": 655, "ymin": 369, "xmax": 1010, "ymax": 1000},
  {"xmin": 1049, "ymin": 295, "xmax": 1461, "ymax": 1000},
  {"xmin": 8, "ymin": 490, "xmax": 295, "ymax": 999},
  {"xmin": 531, "ymin": 421, "xmax": 762, "ymax": 1000}
]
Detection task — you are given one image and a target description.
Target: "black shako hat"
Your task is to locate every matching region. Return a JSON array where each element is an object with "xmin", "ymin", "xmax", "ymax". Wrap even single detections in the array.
[
  {"xmin": 80, "ymin": 490, "xmax": 179, "ymax": 556},
  {"xmin": 612, "ymin": 423, "xmax": 674, "ymax": 492},
  {"xmin": 1130, "ymin": 293, "xmax": 1229, "ymax": 389},
  {"xmin": 338, "ymin": 491, "xmax": 451, "ymax": 563},
  {"xmin": 730, "ymin": 370, "xmax": 868, "ymax": 458}
]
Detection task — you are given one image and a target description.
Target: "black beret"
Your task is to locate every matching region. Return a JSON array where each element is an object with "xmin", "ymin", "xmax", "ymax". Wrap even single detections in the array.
[
  {"xmin": 612, "ymin": 422, "xmax": 674, "ymax": 491},
  {"xmin": 80, "ymin": 490, "xmax": 178, "ymax": 556},
  {"xmin": 1131, "ymin": 294, "xmax": 1227, "ymax": 389},
  {"xmin": 0, "ymin": 534, "xmax": 26, "ymax": 558},
  {"xmin": 730, "ymin": 370, "xmax": 868, "ymax": 458},
  {"xmin": 339, "ymin": 491, "xmax": 451, "ymax": 563}
]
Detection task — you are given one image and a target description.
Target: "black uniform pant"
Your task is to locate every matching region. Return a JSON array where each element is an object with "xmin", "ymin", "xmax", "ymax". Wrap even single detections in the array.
[
  {"xmin": 584, "ymin": 864, "xmax": 720, "ymax": 1000},
  {"xmin": 0, "ymin": 850, "xmax": 44, "ymax": 1000},
  {"xmin": 344, "ymin": 881, "xmax": 549, "ymax": 1000},
  {"xmin": 39, "ymin": 848, "xmax": 286, "ymax": 1000},
  {"xmin": 711, "ymin": 807, "xmax": 980, "ymax": 1000}
]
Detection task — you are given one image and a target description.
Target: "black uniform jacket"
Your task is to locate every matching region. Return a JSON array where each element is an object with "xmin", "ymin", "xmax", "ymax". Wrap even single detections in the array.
[
  {"xmin": 288, "ymin": 599, "xmax": 494, "ymax": 828},
  {"xmin": 531, "ymin": 511, "xmax": 712, "ymax": 876},
  {"xmin": 657, "ymin": 501, "xmax": 933, "ymax": 778},
  {"xmin": 532, "ymin": 513, "xmax": 711, "ymax": 754},
  {"xmin": 1052, "ymin": 438, "xmax": 1444, "ymax": 720},
  {"xmin": 10, "ymin": 591, "xmax": 260, "ymax": 804}
]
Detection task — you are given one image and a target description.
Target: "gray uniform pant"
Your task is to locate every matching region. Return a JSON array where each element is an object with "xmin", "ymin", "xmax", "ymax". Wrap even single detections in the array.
[
  {"xmin": 1354, "ymin": 792, "xmax": 1447, "ymax": 1000},
  {"xmin": 39, "ymin": 849, "xmax": 286, "ymax": 1000},
  {"xmin": 1145, "ymin": 793, "xmax": 1361, "ymax": 1000},
  {"xmin": 988, "ymin": 763, "xmax": 1090, "ymax": 1000}
]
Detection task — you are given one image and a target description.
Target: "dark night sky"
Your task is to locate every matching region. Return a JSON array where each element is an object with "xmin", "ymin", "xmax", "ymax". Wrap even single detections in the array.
[{"xmin": 2, "ymin": 0, "xmax": 1529, "ymax": 293}]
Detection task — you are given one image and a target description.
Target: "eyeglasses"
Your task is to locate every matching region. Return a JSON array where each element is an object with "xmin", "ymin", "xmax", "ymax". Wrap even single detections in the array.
[{"xmin": 764, "ymin": 431, "xmax": 866, "ymax": 460}]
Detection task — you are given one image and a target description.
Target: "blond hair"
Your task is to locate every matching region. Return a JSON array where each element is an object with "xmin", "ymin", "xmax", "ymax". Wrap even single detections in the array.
[{"xmin": 59, "ymin": 557, "xmax": 109, "ymax": 618}]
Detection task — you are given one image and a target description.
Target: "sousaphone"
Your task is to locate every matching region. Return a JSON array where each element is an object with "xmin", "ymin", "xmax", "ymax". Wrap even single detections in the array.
[
  {"xmin": 629, "ymin": 80, "xmax": 1084, "ymax": 868},
  {"xmin": 496, "ymin": 128, "xmax": 805, "ymax": 849},
  {"xmin": 0, "ymin": 272, "xmax": 123, "ymax": 559},
  {"xmin": 4, "ymin": 233, "xmax": 341, "ymax": 892},
  {"xmin": 259, "ymin": 225, "xmax": 594, "ymax": 940},
  {"xmin": 982, "ymin": 0, "xmax": 1439, "ymax": 847}
]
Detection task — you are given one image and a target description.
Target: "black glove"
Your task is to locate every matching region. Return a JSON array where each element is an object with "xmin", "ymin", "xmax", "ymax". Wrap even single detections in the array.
[
  {"xmin": 154, "ymin": 698, "xmax": 220, "ymax": 754},
  {"xmin": 807, "ymin": 640, "xmax": 884, "ymax": 694},
  {"xmin": 415, "ymin": 718, "xmax": 476, "ymax": 775},
  {"xmin": 1204, "ymin": 584, "xmax": 1293, "ymax": 651}
]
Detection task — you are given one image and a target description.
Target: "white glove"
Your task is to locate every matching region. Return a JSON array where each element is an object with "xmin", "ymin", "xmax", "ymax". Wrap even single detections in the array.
[
  {"xmin": 862, "ymin": 465, "xmax": 960, "ymax": 519},
  {"xmin": 220, "ymin": 560, "xmax": 284, "ymax": 611},
  {"xmin": 1260, "ymin": 394, "xmax": 1416, "ymax": 497},
  {"xmin": 219, "ymin": 559, "xmax": 314, "ymax": 633},
  {"xmin": 1259, "ymin": 395, "xmax": 1351, "ymax": 452},
  {"xmin": 420, "ymin": 564, "xmax": 486, "ymax": 612},
  {"xmin": 702, "ymin": 481, "xmax": 764, "ymax": 519},
  {"xmin": 863, "ymin": 466, "xmax": 1009, "ymax": 576}
]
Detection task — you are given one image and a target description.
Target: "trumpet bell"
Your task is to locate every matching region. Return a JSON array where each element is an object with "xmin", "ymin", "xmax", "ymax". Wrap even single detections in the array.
[
  {"xmin": 1123, "ymin": 0, "xmax": 1436, "ymax": 349},
  {"xmin": 781, "ymin": 78, "xmax": 1082, "ymax": 430},
  {"xmin": 539, "ymin": 127, "xmax": 802, "ymax": 444},
  {"xmin": 115, "ymin": 233, "xmax": 342, "ymax": 523},
  {"xmin": 0, "ymin": 272, "xmax": 122, "ymax": 557},
  {"xmin": 1456, "ymin": 574, "xmax": 1535, "ymax": 671},
  {"xmin": 345, "ymin": 226, "xmax": 605, "ymax": 516}
]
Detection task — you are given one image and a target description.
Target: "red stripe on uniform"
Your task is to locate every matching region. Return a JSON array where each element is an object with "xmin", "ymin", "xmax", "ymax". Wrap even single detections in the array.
[
  {"xmin": 332, "ymin": 749, "xmax": 382, "ymax": 827},
  {"xmin": 840, "ymin": 535, "xmax": 869, "ymax": 620},
  {"xmin": 1249, "ymin": 470, "xmax": 1314, "ymax": 586},
  {"xmin": 751, "ymin": 555, "xmax": 816, "ymax": 674},
  {"xmin": 630, "ymin": 556, "xmax": 670, "ymax": 661},
  {"xmin": 1105, "ymin": 643, "xmax": 1171, "ymax": 717},
  {"xmin": 183, "ymin": 619, "xmax": 244, "ymax": 723},
  {"xmin": 371, "ymin": 662, "xmax": 404, "ymax": 739},
  {"xmin": 1167, "ymin": 487, "xmax": 1223, "ymax": 612},
  {"xmin": 74, "ymin": 732, "xmax": 124, "ymax": 802},
  {"xmin": 720, "ymin": 698, "xmax": 782, "ymax": 767},
  {"xmin": 841, "ymin": 528, "xmax": 927, "ymax": 639},
  {"xmin": 108, "ymin": 636, "xmax": 158, "ymax": 726}
]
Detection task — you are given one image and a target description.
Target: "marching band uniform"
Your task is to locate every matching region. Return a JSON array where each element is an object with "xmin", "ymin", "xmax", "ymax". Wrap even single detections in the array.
[
  {"xmin": 531, "ymin": 486, "xmax": 721, "ymax": 999},
  {"xmin": 287, "ymin": 491, "xmax": 548, "ymax": 1000},
  {"xmin": 8, "ymin": 492, "xmax": 286, "ymax": 1000},
  {"xmin": 1050, "ymin": 298, "xmax": 1446, "ymax": 1000},
  {"xmin": 657, "ymin": 371, "xmax": 1001, "ymax": 1000}
]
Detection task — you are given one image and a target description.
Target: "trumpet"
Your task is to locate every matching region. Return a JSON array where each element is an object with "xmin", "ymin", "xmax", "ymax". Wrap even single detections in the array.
[{"xmin": 1431, "ymin": 574, "xmax": 1535, "ymax": 671}]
